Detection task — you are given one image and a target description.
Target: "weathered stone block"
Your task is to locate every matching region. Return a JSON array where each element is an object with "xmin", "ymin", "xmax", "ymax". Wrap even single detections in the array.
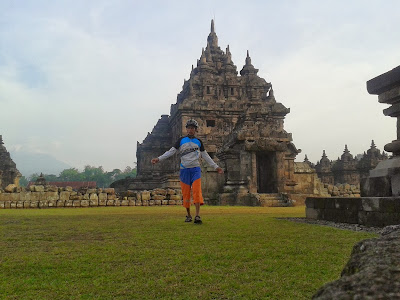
[
  {"xmin": 141, "ymin": 191, "xmax": 151, "ymax": 201},
  {"xmin": 314, "ymin": 198, "xmax": 326, "ymax": 209},
  {"xmin": 87, "ymin": 189, "xmax": 97, "ymax": 194},
  {"xmin": 16, "ymin": 201, "xmax": 24, "ymax": 208},
  {"xmin": 104, "ymin": 188, "xmax": 115, "ymax": 194},
  {"xmin": 72, "ymin": 200, "xmax": 81, "ymax": 207},
  {"xmin": 135, "ymin": 192, "xmax": 142, "ymax": 201},
  {"xmin": 65, "ymin": 186, "xmax": 73, "ymax": 192},
  {"xmin": 89, "ymin": 199, "xmax": 98, "ymax": 206},
  {"xmin": 169, "ymin": 195, "xmax": 182, "ymax": 201},
  {"xmin": 80, "ymin": 200, "xmax": 89, "ymax": 207},
  {"xmin": 1, "ymin": 193, "xmax": 13, "ymax": 201},
  {"xmin": 335, "ymin": 198, "xmax": 361, "ymax": 210},
  {"xmin": 20, "ymin": 191, "xmax": 31, "ymax": 201},
  {"xmin": 98, "ymin": 198, "xmax": 107, "ymax": 206},
  {"xmin": 83, "ymin": 194, "xmax": 90, "ymax": 200},
  {"xmin": 324, "ymin": 198, "xmax": 336, "ymax": 209},
  {"xmin": 47, "ymin": 185, "xmax": 58, "ymax": 192},
  {"xmin": 151, "ymin": 188, "xmax": 167, "ymax": 196},
  {"xmin": 70, "ymin": 195, "xmax": 80, "ymax": 200},
  {"xmin": 45, "ymin": 192, "xmax": 59, "ymax": 201},
  {"xmin": 107, "ymin": 194, "xmax": 116, "ymax": 200},
  {"xmin": 8, "ymin": 193, "xmax": 20, "ymax": 201},
  {"xmin": 48, "ymin": 200, "xmax": 57, "ymax": 207},
  {"xmin": 29, "ymin": 201, "xmax": 38, "ymax": 208},
  {"xmin": 0, "ymin": 201, "xmax": 5, "ymax": 209},
  {"xmin": 219, "ymin": 193, "xmax": 236, "ymax": 205},
  {"xmin": 57, "ymin": 200, "xmax": 65, "ymax": 207},
  {"xmin": 306, "ymin": 207, "xmax": 319, "ymax": 219},
  {"xmin": 128, "ymin": 200, "xmax": 135, "ymax": 206},
  {"xmin": 168, "ymin": 200, "xmax": 176, "ymax": 205},
  {"xmin": 31, "ymin": 192, "xmax": 44, "ymax": 201},
  {"xmin": 98, "ymin": 193, "xmax": 107, "ymax": 201},
  {"xmin": 60, "ymin": 191, "xmax": 71, "ymax": 201},
  {"xmin": 39, "ymin": 201, "xmax": 48, "ymax": 208},
  {"xmin": 120, "ymin": 200, "xmax": 129, "ymax": 206},
  {"xmin": 65, "ymin": 200, "xmax": 73, "ymax": 207},
  {"xmin": 362, "ymin": 198, "xmax": 380, "ymax": 212},
  {"xmin": 106, "ymin": 200, "xmax": 115, "ymax": 206},
  {"xmin": 154, "ymin": 200, "xmax": 162, "ymax": 205},
  {"xmin": 166, "ymin": 189, "xmax": 176, "ymax": 195},
  {"xmin": 5, "ymin": 184, "xmax": 17, "ymax": 193},
  {"xmin": 142, "ymin": 200, "xmax": 148, "ymax": 206},
  {"xmin": 152, "ymin": 195, "xmax": 166, "ymax": 201},
  {"xmin": 149, "ymin": 200, "xmax": 155, "ymax": 206},
  {"xmin": 379, "ymin": 198, "xmax": 400, "ymax": 213},
  {"xmin": 4, "ymin": 201, "xmax": 11, "ymax": 208},
  {"xmin": 89, "ymin": 193, "xmax": 98, "ymax": 200},
  {"xmin": 34, "ymin": 185, "xmax": 45, "ymax": 192},
  {"xmin": 162, "ymin": 200, "xmax": 169, "ymax": 205}
]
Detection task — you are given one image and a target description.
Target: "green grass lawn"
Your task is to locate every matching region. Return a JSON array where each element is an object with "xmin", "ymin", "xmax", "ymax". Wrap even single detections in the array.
[{"xmin": 0, "ymin": 206, "xmax": 375, "ymax": 299}]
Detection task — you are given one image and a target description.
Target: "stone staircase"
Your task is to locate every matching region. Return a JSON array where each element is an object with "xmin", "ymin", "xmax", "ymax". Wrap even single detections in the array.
[{"xmin": 257, "ymin": 193, "xmax": 292, "ymax": 207}]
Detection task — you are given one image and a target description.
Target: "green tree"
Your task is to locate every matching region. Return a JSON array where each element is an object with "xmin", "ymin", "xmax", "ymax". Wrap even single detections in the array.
[
  {"xmin": 19, "ymin": 176, "xmax": 28, "ymax": 187},
  {"xmin": 59, "ymin": 168, "xmax": 83, "ymax": 181}
]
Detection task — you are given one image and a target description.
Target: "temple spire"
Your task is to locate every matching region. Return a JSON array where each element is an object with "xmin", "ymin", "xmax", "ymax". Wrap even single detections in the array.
[
  {"xmin": 207, "ymin": 19, "xmax": 218, "ymax": 48},
  {"xmin": 240, "ymin": 50, "xmax": 258, "ymax": 76},
  {"xmin": 246, "ymin": 50, "xmax": 251, "ymax": 65}
]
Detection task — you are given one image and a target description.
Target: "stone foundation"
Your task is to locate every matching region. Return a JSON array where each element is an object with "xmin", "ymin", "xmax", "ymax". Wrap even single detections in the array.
[{"xmin": 306, "ymin": 197, "xmax": 400, "ymax": 227}]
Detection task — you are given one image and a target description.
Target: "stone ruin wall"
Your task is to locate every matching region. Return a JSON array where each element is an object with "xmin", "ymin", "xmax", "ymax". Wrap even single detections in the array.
[{"xmin": 0, "ymin": 184, "xmax": 184, "ymax": 209}]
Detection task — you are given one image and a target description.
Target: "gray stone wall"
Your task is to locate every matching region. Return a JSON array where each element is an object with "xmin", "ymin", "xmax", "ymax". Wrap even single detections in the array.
[
  {"xmin": 306, "ymin": 197, "xmax": 400, "ymax": 226},
  {"xmin": 323, "ymin": 183, "xmax": 360, "ymax": 197},
  {"xmin": 0, "ymin": 185, "xmax": 183, "ymax": 209}
]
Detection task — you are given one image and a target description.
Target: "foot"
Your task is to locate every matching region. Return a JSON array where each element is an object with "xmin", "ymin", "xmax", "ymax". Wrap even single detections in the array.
[
  {"xmin": 194, "ymin": 216, "xmax": 202, "ymax": 224},
  {"xmin": 185, "ymin": 215, "xmax": 192, "ymax": 222}
]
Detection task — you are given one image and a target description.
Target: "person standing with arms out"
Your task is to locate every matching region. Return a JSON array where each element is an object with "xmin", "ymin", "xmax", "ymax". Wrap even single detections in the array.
[{"xmin": 151, "ymin": 119, "xmax": 224, "ymax": 224}]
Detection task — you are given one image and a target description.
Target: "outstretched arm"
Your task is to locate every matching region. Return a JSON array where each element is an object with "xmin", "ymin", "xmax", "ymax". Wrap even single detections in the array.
[
  {"xmin": 151, "ymin": 147, "xmax": 177, "ymax": 164},
  {"xmin": 200, "ymin": 150, "xmax": 224, "ymax": 174}
]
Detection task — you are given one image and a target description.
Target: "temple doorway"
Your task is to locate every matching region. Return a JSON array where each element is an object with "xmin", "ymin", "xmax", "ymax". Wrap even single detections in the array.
[{"xmin": 256, "ymin": 152, "xmax": 278, "ymax": 193}]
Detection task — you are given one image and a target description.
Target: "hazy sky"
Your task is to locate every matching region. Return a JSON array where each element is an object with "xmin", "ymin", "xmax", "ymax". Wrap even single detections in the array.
[{"xmin": 1, "ymin": 0, "xmax": 399, "ymax": 173}]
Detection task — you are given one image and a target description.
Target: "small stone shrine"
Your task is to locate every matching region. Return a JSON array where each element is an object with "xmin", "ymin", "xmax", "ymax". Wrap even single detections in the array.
[
  {"xmin": 112, "ymin": 20, "xmax": 302, "ymax": 205},
  {"xmin": 0, "ymin": 135, "xmax": 21, "ymax": 189},
  {"xmin": 364, "ymin": 65, "xmax": 400, "ymax": 196},
  {"xmin": 314, "ymin": 142, "xmax": 387, "ymax": 187}
]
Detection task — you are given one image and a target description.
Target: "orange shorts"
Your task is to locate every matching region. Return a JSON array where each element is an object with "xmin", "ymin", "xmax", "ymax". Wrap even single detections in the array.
[{"xmin": 180, "ymin": 167, "xmax": 204, "ymax": 208}]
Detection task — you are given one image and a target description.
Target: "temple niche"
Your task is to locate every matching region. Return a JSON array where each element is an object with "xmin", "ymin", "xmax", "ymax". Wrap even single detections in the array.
[
  {"xmin": 0, "ymin": 135, "xmax": 21, "ymax": 189},
  {"xmin": 112, "ymin": 20, "xmax": 306, "ymax": 205}
]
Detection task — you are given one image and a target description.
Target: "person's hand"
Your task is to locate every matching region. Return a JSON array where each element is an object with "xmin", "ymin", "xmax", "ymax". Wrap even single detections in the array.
[
  {"xmin": 216, "ymin": 167, "xmax": 224, "ymax": 174},
  {"xmin": 151, "ymin": 158, "xmax": 159, "ymax": 164}
]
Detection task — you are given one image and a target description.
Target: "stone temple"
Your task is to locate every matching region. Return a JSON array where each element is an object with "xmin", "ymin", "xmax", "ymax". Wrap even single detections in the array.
[
  {"xmin": 0, "ymin": 135, "xmax": 21, "ymax": 189},
  {"xmin": 112, "ymin": 20, "xmax": 313, "ymax": 205}
]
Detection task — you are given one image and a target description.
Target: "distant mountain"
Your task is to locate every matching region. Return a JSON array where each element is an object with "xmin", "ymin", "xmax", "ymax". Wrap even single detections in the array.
[{"xmin": 9, "ymin": 151, "xmax": 72, "ymax": 178}]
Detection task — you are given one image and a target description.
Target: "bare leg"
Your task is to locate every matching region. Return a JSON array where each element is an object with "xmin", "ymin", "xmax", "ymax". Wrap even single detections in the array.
[
  {"xmin": 186, "ymin": 207, "xmax": 191, "ymax": 217},
  {"xmin": 195, "ymin": 202, "xmax": 200, "ymax": 217}
]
